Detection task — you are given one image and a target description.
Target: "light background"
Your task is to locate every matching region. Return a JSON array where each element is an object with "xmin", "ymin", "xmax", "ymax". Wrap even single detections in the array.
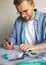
[{"xmin": 0, "ymin": 0, "xmax": 46, "ymax": 43}]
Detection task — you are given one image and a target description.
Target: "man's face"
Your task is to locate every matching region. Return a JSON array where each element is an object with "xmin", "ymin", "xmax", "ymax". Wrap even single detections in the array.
[{"xmin": 17, "ymin": 0, "xmax": 35, "ymax": 21}]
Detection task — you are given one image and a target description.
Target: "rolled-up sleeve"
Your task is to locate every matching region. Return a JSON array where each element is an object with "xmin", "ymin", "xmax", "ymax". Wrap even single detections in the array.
[{"xmin": 9, "ymin": 21, "xmax": 17, "ymax": 45}]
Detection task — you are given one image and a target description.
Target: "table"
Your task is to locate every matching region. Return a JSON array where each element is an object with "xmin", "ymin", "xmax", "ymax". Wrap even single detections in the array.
[{"xmin": 0, "ymin": 45, "xmax": 46, "ymax": 65}]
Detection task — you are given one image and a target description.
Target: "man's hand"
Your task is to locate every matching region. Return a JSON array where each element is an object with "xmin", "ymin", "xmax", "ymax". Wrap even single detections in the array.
[
  {"xmin": 3, "ymin": 40, "xmax": 13, "ymax": 50},
  {"xmin": 20, "ymin": 43, "xmax": 46, "ymax": 52},
  {"xmin": 20, "ymin": 43, "xmax": 35, "ymax": 52}
]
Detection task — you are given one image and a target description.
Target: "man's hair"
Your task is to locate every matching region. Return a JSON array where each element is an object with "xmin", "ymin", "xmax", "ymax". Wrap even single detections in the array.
[{"xmin": 13, "ymin": 0, "xmax": 34, "ymax": 6}]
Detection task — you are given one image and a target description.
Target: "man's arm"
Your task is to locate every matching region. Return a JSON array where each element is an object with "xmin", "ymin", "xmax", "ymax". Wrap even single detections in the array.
[
  {"xmin": 3, "ymin": 21, "xmax": 17, "ymax": 49},
  {"xmin": 20, "ymin": 43, "xmax": 46, "ymax": 52}
]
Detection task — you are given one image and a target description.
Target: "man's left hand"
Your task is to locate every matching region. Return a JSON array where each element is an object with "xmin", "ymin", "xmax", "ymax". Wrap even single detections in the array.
[{"xmin": 20, "ymin": 43, "xmax": 35, "ymax": 52}]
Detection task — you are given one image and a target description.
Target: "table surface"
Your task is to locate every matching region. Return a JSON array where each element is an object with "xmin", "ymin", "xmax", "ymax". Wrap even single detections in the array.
[{"xmin": 0, "ymin": 45, "xmax": 46, "ymax": 65}]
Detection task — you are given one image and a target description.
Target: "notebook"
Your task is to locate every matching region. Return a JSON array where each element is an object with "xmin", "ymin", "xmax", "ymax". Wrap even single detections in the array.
[{"xmin": 17, "ymin": 61, "xmax": 46, "ymax": 65}]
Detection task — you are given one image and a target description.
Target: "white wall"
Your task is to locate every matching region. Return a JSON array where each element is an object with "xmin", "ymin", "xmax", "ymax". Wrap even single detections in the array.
[
  {"xmin": 0, "ymin": 0, "xmax": 19, "ymax": 43},
  {"xmin": 34, "ymin": 0, "xmax": 46, "ymax": 12},
  {"xmin": 0, "ymin": 0, "xmax": 46, "ymax": 43}
]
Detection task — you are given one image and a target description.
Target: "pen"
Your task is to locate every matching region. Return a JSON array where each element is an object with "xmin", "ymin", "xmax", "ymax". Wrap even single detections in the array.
[{"xmin": 5, "ymin": 38, "xmax": 11, "ymax": 45}]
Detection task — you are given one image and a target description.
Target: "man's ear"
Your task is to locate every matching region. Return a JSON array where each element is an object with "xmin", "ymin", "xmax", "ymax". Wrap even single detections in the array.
[{"xmin": 32, "ymin": 2, "xmax": 35, "ymax": 9}]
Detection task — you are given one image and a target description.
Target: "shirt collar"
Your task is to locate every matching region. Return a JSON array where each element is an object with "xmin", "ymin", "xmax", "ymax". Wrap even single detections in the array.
[{"xmin": 34, "ymin": 9, "xmax": 41, "ymax": 21}]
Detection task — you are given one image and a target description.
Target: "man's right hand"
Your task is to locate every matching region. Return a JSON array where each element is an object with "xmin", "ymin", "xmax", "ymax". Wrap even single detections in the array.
[{"xmin": 3, "ymin": 40, "xmax": 13, "ymax": 50}]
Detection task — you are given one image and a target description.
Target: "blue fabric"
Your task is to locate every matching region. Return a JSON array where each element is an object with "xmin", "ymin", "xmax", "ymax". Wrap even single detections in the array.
[{"xmin": 9, "ymin": 9, "xmax": 46, "ymax": 45}]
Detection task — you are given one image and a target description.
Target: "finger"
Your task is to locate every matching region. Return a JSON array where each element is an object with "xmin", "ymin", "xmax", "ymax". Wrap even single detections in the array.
[
  {"xmin": 7, "ymin": 43, "xmax": 13, "ymax": 50},
  {"xmin": 23, "ymin": 45, "xmax": 29, "ymax": 51},
  {"xmin": 26, "ymin": 47, "xmax": 34, "ymax": 52},
  {"xmin": 26, "ymin": 48, "xmax": 31, "ymax": 52},
  {"xmin": 20, "ymin": 44, "xmax": 29, "ymax": 51},
  {"xmin": 8, "ymin": 40, "xmax": 13, "ymax": 45},
  {"xmin": 22, "ymin": 44, "xmax": 29, "ymax": 50},
  {"xmin": 7, "ymin": 46, "xmax": 13, "ymax": 50},
  {"xmin": 4, "ymin": 42, "xmax": 9, "ymax": 49},
  {"xmin": 4, "ymin": 42, "xmax": 8, "ymax": 47},
  {"xmin": 4, "ymin": 42, "xmax": 13, "ymax": 50},
  {"xmin": 20, "ymin": 43, "xmax": 29, "ymax": 48},
  {"xmin": 20, "ymin": 44, "xmax": 24, "ymax": 49},
  {"xmin": 3, "ymin": 42, "xmax": 8, "ymax": 49}
]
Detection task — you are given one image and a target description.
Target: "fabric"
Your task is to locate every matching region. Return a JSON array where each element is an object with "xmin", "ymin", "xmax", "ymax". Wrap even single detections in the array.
[
  {"xmin": 9, "ymin": 9, "xmax": 46, "ymax": 45},
  {"xmin": 25, "ymin": 20, "xmax": 35, "ymax": 45}
]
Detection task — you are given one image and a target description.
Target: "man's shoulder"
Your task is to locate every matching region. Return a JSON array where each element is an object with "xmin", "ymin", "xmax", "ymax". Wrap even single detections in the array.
[
  {"xmin": 15, "ymin": 16, "xmax": 25, "ymax": 23},
  {"xmin": 40, "ymin": 11, "xmax": 46, "ymax": 16},
  {"xmin": 35, "ymin": 9, "xmax": 46, "ymax": 20},
  {"xmin": 39, "ymin": 11, "xmax": 46, "ymax": 21},
  {"xmin": 14, "ymin": 16, "xmax": 26, "ymax": 28},
  {"xmin": 36, "ymin": 9, "xmax": 46, "ymax": 15}
]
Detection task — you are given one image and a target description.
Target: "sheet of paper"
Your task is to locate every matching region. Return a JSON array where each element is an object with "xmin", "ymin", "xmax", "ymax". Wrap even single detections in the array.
[
  {"xmin": 0, "ymin": 44, "xmax": 46, "ymax": 62},
  {"xmin": 0, "ymin": 45, "xmax": 22, "ymax": 55}
]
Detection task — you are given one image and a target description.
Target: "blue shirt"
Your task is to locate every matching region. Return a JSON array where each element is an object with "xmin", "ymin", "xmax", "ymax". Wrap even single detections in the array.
[{"xmin": 9, "ymin": 9, "xmax": 46, "ymax": 45}]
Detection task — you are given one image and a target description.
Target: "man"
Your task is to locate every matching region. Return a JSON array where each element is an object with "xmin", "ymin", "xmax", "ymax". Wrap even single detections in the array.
[{"xmin": 4, "ymin": 0, "xmax": 46, "ymax": 51}]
